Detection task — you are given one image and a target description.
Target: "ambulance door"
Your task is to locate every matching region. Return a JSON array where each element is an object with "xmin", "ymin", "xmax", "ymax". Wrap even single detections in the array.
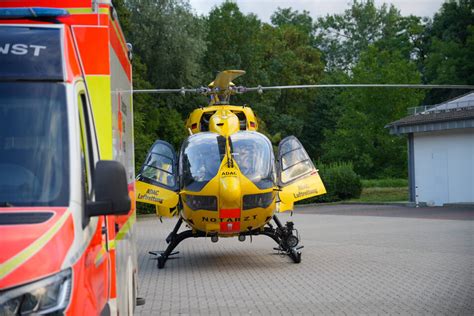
[
  {"xmin": 276, "ymin": 136, "xmax": 326, "ymax": 212},
  {"xmin": 77, "ymin": 87, "xmax": 109, "ymax": 310},
  {"xmin": 136, "ymin": 141, "xmax": 179, "ymax": 217}
]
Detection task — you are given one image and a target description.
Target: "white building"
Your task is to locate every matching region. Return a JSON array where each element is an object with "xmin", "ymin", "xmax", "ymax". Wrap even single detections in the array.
[{"xmin": 387, "ymin": 93, "xmax": 474, "ymax": 206}]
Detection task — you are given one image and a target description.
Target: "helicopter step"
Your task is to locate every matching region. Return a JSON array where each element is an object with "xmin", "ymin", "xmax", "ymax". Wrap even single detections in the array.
[{"xmin": 150, "ymin": 214, "xmax": 303, "ymax": 269}]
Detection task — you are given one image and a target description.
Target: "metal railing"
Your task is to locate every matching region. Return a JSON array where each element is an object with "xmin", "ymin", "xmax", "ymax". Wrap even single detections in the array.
[{"xmin": 407, "ymin": 99, "xmax": 474, "ymax": 115}]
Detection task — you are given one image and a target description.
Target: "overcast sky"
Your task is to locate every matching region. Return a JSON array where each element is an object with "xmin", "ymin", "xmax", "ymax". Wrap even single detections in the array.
[{"xmin": 188, "ymin": 0, "xmax": 445, "ymax": 21}]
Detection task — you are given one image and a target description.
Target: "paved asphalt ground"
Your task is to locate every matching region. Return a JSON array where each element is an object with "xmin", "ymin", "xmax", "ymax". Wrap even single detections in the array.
[{"xmin": 135, "ymin": 204, "xmax": 474, "ymax": 315}]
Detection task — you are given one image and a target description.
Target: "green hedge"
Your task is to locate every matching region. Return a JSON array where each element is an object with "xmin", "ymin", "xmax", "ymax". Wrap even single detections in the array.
[
  {"xmin": 303, "ymin": 161, "xmax": 362, "ymax": 203},
  {"xmin": 137, "ymin": 203, "xmax": 156, "ymax": 215},
  {"xmin": 361, "ymin": 178, "xmax": 408, "ymax": 188}
]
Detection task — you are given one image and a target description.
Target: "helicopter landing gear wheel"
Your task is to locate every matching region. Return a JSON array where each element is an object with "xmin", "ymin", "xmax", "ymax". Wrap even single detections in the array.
[
  {"xmin": 157, "ymin": 256, "xmax": 165, "ymax": 269},
  {"xmin": 261, "ymin": 215, "xmax": 304, "ymax": 264},
  {"xmin": 290, "ymin": 248, "xmax": 302, "ymax": 263}
]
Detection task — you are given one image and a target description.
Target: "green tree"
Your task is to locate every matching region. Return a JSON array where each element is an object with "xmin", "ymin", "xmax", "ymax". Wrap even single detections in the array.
[
  {"xmin": 125, "ymin": 0, "xmax": 209, "ymax": 117},
  {"xmin": 314, "ymin": 0, "xmax": 425, "ymax": 71},
  {"xmin": 322, "ymin": 46, "xmax": 424, "ymax": 178},
  {"xmin": 299, "ymin": 71, "xmax": 348, "ymax": 159},
  {"xmin": 203, "ymin": 1, "xmax": 263, "ymax": 84},
  {"xmin": 114, "ymin": 0, "xmax": 197, "ymax": 169},
  {"xmin": 203, "ymin": 3, "xmax": 324, "ymax": 147},
  {"xmin": 271, "ymin": 7, "xmax": 314, "ymax": 37},
  {"xmin": 423, "ymin": 0, "xmax": 474, "ymax": 103},
  {"xmin": 125, "ymin": 0, "xmax": 207, "ymax": 88}
]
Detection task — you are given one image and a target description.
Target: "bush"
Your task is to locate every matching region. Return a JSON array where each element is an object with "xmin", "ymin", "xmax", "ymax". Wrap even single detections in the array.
[
  {"xmin": 137, "ymin": 203, "xmax": 156, "ymax": 215},
  {"xmin": 303, "ymin": 161, "xmax": 362, "ymax": 203}
]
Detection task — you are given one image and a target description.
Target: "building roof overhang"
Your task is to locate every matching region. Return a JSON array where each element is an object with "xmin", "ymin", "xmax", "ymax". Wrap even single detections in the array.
[{"xmin": 386, "ymin": 92, "xmax": 474, "ymax": 135}]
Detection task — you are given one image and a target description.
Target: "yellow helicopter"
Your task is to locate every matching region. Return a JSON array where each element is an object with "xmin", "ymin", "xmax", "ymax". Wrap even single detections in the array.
[
  {"xmin": 134, "ymin": 70, "xmax": 474, "ymax": 269},
  {"xmin": 135, "ymin": 70, "xmax": 326, "ymax": 268}
]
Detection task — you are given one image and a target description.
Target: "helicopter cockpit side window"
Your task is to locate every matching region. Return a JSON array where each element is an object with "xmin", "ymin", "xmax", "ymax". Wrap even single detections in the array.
[
  {"xmin": 200, "ymin": 112, "xmax": 215, "ymax": 132},
  {"xmin": 230, "ymin": 131, "xmax": 274, "ymax": 189},
  {"xmin": 279, "ymin": 137, "xmax": 313, "ymax": 185},
  {"xmin": 180, "ymin": 132, "xmax": 224, "ymax": 192},
  {"xmin": 138, "ymin": 141, "xmax": 177, "ymax": 190},
  {"xmin": 234, "ymin": 111, "xmax": 247, "ymax": 130}
]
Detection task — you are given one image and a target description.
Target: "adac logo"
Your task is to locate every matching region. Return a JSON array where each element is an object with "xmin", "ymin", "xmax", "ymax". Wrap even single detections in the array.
[
  {"xmin": 221, "ymin": 171, "xmax": 237, "ymax": 177},
  {"xmin": 137, "ymin": 188, "xmax": 163, "ymax": 204}
]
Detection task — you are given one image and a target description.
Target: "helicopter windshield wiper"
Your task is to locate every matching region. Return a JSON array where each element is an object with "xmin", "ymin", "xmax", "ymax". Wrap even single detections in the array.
[{"xmin": 0, "ymin": 202, "xmax": 14, "ymax": 207}]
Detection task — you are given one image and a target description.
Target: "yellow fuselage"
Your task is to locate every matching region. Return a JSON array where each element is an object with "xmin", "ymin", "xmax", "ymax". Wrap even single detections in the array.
[
  {"xmin": 182, "ymin": 106, "xmax": 273, "ymax": 236},
  {"xmin": 136, "ymin": 104, "xmax": 326, "ymax": 237}
]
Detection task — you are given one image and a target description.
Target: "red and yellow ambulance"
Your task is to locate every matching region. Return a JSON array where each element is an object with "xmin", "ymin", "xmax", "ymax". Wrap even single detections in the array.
[{"xmin": 0, "ymin": 1, "xmax": 140, "ymax": 314}]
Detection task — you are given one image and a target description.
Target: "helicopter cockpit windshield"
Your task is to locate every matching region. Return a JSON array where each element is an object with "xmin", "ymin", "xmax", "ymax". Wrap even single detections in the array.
[
  {"xmin": 231, "ymin": 131, "xmax": 274, "ymax": 189},
  {"xmin": 180, "ymin": 131, "xmax": 275, "ymax": 191},
  {"xmin": 180, "ymin": 132, "xmax": 224, "ymax": 191}
]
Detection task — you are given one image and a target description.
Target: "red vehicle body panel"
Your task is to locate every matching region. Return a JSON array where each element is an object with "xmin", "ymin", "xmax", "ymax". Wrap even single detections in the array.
[{"xmin": 0, "ymin": 1, "xmax": 136, "ymax": 314}]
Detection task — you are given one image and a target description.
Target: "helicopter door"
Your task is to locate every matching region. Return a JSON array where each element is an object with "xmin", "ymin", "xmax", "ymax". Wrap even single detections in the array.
[
  {"xmin": 136, "ymin": 140, "xmax": 179, "ymax": 217},
  {"xmin": 277, "ymin": 136, "xmax": 326, "ymax": 212}
]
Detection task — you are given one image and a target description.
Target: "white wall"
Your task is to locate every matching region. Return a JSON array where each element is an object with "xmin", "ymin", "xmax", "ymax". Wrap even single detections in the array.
[{"xmin": 414, "ymin": 128, "xmax": 474, "ymax": 206}]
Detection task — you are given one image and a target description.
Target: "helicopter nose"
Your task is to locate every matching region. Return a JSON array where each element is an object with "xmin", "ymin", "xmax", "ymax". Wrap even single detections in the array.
[{"xmin": 219, "ymin": 174, "xmax": 241, "ymax": 209}]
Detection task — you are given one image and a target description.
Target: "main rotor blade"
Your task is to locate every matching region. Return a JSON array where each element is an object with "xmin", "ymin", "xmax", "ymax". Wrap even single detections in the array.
[
  {"xmin": 246, "ymin": 84, "xmax": 474, "ymax": 91},
  {"xmin": 131, "ymin": 84, "xmax": 474, "ymax": 95},
  {"xmin": 132, "ymin": 88, "xmax": 203, "ymax": 94}
]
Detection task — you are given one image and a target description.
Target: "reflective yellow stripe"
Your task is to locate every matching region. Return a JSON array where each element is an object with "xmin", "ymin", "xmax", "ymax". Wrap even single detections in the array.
[
  {"xmin": 67, "ymin": 8, "xmax": 109, "ymax": 15},
  {"xmin": 115, "ymin": 211, "xmax": 136, "ymax": 241},
  {"xmin": 94, "ymin": 246, "xmax": 107, "ymax": 266},
  {"xmin": 93, "ymin": 211, "xmax": 135, "ymax": 265},
  {"xmin": 0, "ymin": 211, "xmax": 70, "ymax": 279},
  {"xmin": 86, "ymin": 75, "xmax": 113, "ymax": 159}
]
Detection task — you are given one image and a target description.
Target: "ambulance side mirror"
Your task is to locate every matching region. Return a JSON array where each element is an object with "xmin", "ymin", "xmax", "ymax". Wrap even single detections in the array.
[{"xmin": 87, "ymin": 160, "xmax": 131, "ymax": 217}]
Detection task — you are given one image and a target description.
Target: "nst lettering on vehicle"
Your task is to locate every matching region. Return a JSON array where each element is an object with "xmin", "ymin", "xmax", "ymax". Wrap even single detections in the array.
[
  {"xmin": 0, "ymin": 3, "xmax": 141, "ymax": 315},
  {"xmin": 0, "ymin": 27, "xmax": 61, "ymax": 80}
]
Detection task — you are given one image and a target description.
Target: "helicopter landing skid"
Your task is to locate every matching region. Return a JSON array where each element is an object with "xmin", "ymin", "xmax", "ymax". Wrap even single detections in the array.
[
  {"xmin": 151, "ymin": 217, "xmax": 209, "ymax": 269},
  {"xmin": 150, "ymin": 215, "xmax": 302, "ymax": 269},
  {"xmin": 153, "ymin": 229, "xmax": 202, "ymax": 269}
]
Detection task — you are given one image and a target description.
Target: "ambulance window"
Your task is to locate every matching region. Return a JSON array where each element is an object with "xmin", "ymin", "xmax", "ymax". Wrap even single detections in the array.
[
  {"xmin": 0, "ymin": 82, "xmax": 69, "ymax": 206},
  {"xmin": 78, "ymin": 93, "xmax": 93, "ymax": 197}
]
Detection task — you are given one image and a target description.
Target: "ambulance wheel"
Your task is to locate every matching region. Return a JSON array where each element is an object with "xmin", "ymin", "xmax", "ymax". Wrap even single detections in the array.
[{"xmin": 157, "ymin": 256, "xmax": 166, "ymax": 269}]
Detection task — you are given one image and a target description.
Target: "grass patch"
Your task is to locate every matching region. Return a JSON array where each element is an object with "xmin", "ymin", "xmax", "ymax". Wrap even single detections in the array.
[
  {"xmin": 348, "ymin": 178, "xmax": 408, "ymax": 202},
  {"xmin": 349, "ymin": 187, "xmax": 408, "ymax": 202},
  {"xmin": 361, "ymin": 178, "xmax": 408, "ymax": 188}
]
